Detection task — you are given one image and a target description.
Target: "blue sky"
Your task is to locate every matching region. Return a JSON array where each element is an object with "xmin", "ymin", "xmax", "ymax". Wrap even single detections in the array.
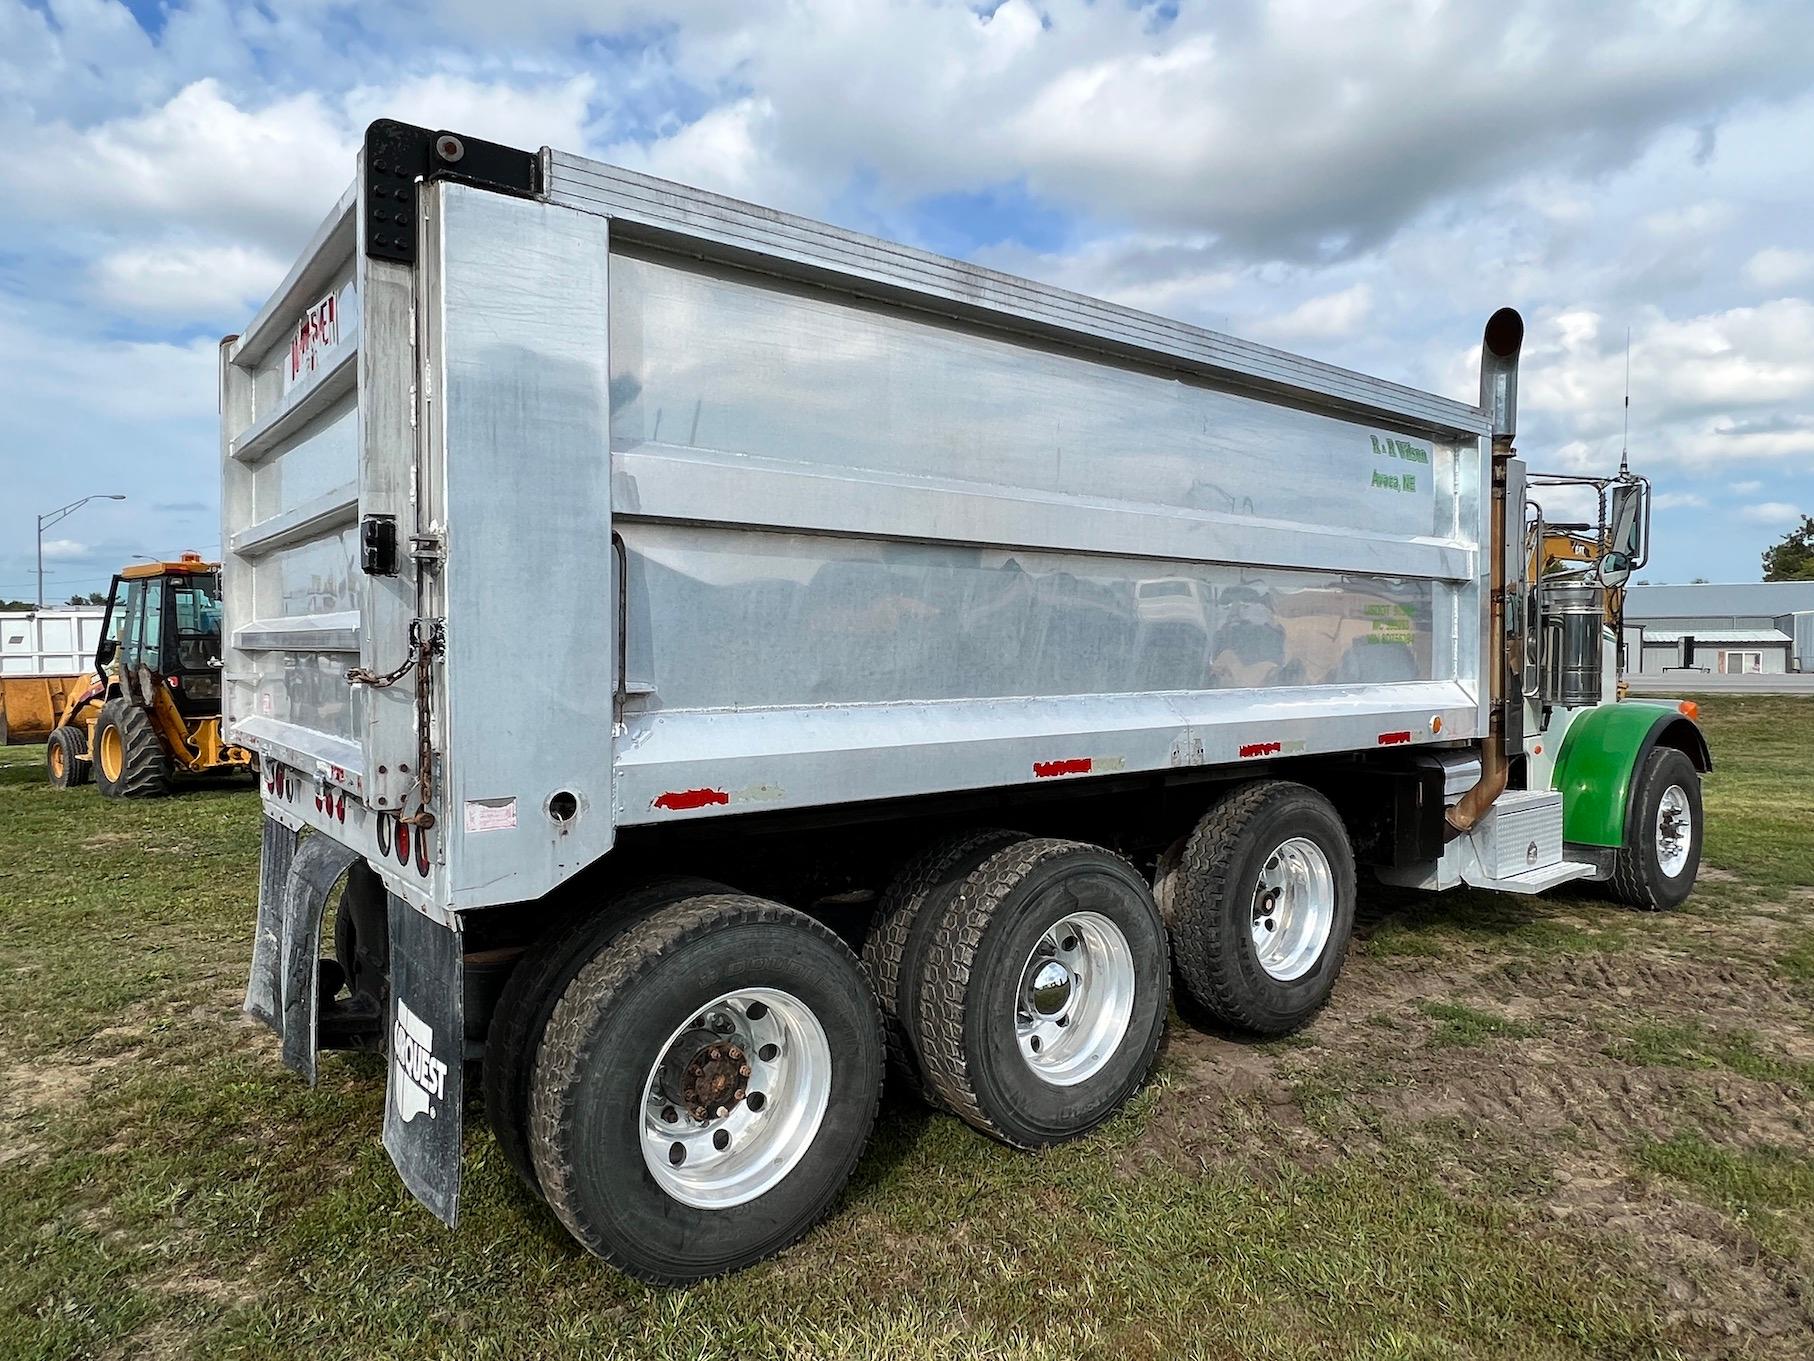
[{"xmin": 3, "ymin": 0, "xmax": 1813, "ymax": 603}]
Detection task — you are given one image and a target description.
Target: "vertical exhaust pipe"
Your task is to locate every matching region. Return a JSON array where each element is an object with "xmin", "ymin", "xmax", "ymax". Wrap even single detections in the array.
[{"xmin": 1447, "ymin": 307, "xmax": 1523, "ymax": 837}]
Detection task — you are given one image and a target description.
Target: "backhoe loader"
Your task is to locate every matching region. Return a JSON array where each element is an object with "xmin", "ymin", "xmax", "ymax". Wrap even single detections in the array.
[{"xmin": 44, "ymin": 554, "xmax": 253, "ymax": 797}]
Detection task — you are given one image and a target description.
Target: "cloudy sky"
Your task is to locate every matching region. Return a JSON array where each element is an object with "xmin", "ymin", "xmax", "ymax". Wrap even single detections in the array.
[{"xmin": 3, "ymin": 0, "xmax": 1812, "ymax": 604}]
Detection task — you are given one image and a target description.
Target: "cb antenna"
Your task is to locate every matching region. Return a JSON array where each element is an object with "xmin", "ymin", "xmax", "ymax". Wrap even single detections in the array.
[{"xmin": 1618, "ymin": 327, "xmax": 1631, "ymax": 478}]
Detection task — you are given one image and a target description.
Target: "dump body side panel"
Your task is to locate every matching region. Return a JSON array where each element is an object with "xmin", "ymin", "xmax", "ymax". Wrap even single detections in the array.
[{"xmin": 599, "ymin": 241, "xmax": 1487, "ymax": 832}]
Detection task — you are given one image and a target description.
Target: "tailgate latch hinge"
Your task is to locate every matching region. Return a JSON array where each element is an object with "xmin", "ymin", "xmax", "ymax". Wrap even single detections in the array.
[{"xmin": 410, "ymin": 532, "xmax": 446, "ymax": 568}]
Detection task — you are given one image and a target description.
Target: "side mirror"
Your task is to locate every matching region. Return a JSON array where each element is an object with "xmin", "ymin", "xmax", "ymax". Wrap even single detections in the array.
[
  {"xmin": 1601, "ymin": 480, "xmax": 1649, "ymax": 588},
  {"xmin": 95, "ymin": 638, "xmax": 117, "ymax": 667}
]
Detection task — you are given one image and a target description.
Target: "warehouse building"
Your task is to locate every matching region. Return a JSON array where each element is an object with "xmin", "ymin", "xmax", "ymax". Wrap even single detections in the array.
[{"xmin": 1623, "ymin": 582, "xmax": 1814, "ymax": 676}]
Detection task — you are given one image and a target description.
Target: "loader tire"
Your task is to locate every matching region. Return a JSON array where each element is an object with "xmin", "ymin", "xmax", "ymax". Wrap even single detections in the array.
[
  {"xmin": 914, "ymin": 838, "xmax": 1168, "ymax": 1149},
  {"xmin": 1170, "ymin": 780, "xmax": 1354, "ymax": 1037},
  {"xmin": 92, "ymin": 699, "xmax": 170, "ymax": 799},
  {"xmin": 529, "ymin": 894, "xmax": 883, "ymax": 1283},
  {"xmin": 1610, "ymin": 747, "xmax": 1702, "ymax": 911},
  {"xmin": 861, "ymin": 827, "xmax": 1022, "ymax": 1104},
  {"xmin": 46, "ymin": 726, "xmax": 89, "ymax": 788},
  {"xmin": 482, "ymin": 875, "xmax": 727, "ymax": 1199}
]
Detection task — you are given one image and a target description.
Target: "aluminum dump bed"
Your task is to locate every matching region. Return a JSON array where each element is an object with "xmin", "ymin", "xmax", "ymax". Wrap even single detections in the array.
[{"xmin": 221, "ymin": 123, "xmax": 1490, "ymax": 918}]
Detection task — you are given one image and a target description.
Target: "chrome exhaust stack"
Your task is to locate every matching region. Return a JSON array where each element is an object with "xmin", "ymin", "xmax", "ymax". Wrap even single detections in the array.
[{"xmin": 1447, "ymin": 308, "xmax": 1523, "ymax": 838}]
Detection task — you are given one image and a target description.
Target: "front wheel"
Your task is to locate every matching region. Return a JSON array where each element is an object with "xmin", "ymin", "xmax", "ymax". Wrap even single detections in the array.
[
  {"xmin": 1611, "ymin": 747, "xmax": 1703, "ymax": 911},
  {"xmin": 528, "ymin": 894, "xmax": 882, "ymax": 1283},
  {"xmin": 45, "ymin": 726, "xmax": 88, "ymax": 788}
]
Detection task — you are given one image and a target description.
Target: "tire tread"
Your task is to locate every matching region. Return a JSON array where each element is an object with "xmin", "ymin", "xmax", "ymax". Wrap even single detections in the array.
[
  {"xmin": 482, "ymin": 875, "xmax": 724, "ymax": 1196},
  {"xmin": 529, "ymin": 893, "xmax": 883, "ymax": 1282},
  {"xmin": 1170, "ymin": 780, "xmax": 1353, "ymax": 1036},
  {"xmin": 915, "ymin": 837, "xmax": 1162, "ymax": 1149},
  {"xmin": 861, "ymin": 827, "xmax": 1021, "ymax": 1100}
]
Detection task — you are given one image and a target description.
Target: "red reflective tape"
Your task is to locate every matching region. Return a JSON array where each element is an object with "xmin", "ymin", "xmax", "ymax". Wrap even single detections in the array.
[
  {"xmin": 653, "ymin": 788, "xmax": 730, "ymax": 811},
  {"xmin": 1033, "ymin": 758, "xmax": 1092, "ymax": 779},
  {"xmin": 1239, "ymin": 741, "xmax": 1281, "ymax": 759},
  {"xmin": 1378, "ymin": 730, "xmax": 1414, "ymax": 746}
]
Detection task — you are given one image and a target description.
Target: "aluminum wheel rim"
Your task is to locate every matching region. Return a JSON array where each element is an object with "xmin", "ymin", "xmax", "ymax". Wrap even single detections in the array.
[
  {"xmin": 1250, "ymin": 837, "xmax": 1335, "ymax": 982},
  {"xmin": 640, "ymin": 987, "xmax": 831, "ymax": 1210},
  {"xmin": 1014, "ymin": 910, "xmax": 1135, "ymax": 1087},
  {"xmin": 1656, "ymin": 785, "xmax": 1692, "ymax": 878}
]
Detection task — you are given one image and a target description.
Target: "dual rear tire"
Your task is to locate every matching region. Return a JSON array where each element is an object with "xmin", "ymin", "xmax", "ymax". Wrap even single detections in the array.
[
  {"xmin": 491, "ymin": 887, "xmax": 883, "ymax": 1284},
  {"xmin": 865, "ymin": 833, "xmax": 1172, "ymax": 1148},
  {"xmin": 491, "ymin": 783, "xmax": 1356, "ymax": 1281},
  {"xmin": 1168, "ymin": 781, "xmax": 1357, "ymax": 1036}
]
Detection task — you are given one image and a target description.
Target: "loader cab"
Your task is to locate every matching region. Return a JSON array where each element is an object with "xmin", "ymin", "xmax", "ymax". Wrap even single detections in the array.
[{"xmin": 97, "ymin": 556, "xmax": 226, "ymax": 720}]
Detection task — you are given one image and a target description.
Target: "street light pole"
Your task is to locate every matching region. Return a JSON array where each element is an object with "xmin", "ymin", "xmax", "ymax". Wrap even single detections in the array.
[{"xmin": 36, "ymin": 494, "xmax": 126, "ymax": 609}]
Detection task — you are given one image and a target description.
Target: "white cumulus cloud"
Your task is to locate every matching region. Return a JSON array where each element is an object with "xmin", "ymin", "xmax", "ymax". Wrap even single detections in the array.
[
  {"xmin": 1746, "ymin": 247, "xmax": 1814, "ymax": 291},
  {"xmin": 1739, "ymin": 500, "xmax": 1802, "ymax": 523}
]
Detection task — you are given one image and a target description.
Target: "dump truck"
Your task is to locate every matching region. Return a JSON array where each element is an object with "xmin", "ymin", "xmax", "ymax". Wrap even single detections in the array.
[
  {"xmin": 43, "ymin": 556, "xmax": 254, "ymax": 795},
  {"xmin": 225, "ymin": 120, "xmax": 1708, "ymax": 1284}
]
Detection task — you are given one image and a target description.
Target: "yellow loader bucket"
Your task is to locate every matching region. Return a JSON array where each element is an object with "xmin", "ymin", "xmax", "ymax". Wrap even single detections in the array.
[{"xmin": 0, "ymin": 674, "xmax": 83, "ymax": 745}]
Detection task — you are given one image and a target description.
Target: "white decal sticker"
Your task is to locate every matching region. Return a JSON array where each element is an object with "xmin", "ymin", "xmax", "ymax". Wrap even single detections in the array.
[
  {"xmin": 392, "ymin": 1000, "xmax": 447, "ymax": 1123},
  {"xmin": 464, "ymin": 797, "xmax": 518, "ymax": 833}
]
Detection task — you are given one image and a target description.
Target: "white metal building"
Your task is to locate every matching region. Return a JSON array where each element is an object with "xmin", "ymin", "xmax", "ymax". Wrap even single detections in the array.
[{"xmin": 1624, "ymin": 582, "xmax": 1814, "ymax": 675}]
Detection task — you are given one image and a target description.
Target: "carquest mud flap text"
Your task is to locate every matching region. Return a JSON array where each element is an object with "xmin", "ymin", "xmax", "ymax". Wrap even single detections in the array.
[{"xmin": 383, "ymin": 894, "xmax": 464, "ymax": 1226}]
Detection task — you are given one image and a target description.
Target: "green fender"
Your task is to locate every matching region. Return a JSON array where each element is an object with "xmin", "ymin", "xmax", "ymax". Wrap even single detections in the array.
[{"xmin": 1551, "ymin": 701, "xmax": 1713, "ymax": 847}]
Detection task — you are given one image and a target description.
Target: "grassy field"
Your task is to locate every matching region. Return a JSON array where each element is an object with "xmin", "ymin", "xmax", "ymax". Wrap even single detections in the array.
[{"xmin": 2, "ymin": 697, "xmax": 1811, "ymax": 1360}]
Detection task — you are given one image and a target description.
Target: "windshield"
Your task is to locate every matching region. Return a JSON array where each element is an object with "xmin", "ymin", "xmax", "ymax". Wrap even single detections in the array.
[{"xmin": 170, "ymin": 571, "xmax": 223, "ymax": 671}]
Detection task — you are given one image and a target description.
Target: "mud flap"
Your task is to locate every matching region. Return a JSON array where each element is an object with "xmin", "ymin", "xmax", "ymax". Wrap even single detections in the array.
[
  {"xmin": 243, "ymin": 816, "xmax": 300, "ymax": 1030},
  {"xmin": 244, "ymin": 818, "xmax": 360, "ymax": 1083},
  {"xmin": 382, "ymin": 893, "xmax": 464, "ymax": 1226},
  {"xmin": 279, "ymin": 835, "xmax": 360, "ymax": 1081}
]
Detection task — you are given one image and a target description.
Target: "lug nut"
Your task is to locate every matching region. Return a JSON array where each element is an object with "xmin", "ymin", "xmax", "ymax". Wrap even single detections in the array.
[
  {"xmin": 733, "ymin": 1087, "xmax": 746, "ymax": 1101},
  {"xmin": 709, "ymin": 1046, "xmax": 722, "ymax": 1061},
  {"xmin": 691, "ymin": 1105, "xmax": 708, "ymax": 1120},
  {"xmin": 739, "ymin": 1063, "xmax": 752, "ymax": 1077},
  {"xmin": 715, "ymin": 1104, "xmax": 729, "ymax": 1118}
]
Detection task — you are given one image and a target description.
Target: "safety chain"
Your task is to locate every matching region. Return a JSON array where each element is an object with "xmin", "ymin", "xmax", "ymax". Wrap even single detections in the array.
[
  {"xmin": 346, "ymin": 618, "xmax": 445, "ymax": 828},
  {"xmin": 406, "ymin": 619, "xmax": 444, "ymax": 826}
]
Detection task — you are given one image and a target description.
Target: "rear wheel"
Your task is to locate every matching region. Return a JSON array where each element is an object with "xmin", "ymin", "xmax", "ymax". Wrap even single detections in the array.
[
  {"xmin": 1169, "ymin": 781, "xmax": 1355, "ymax": 1037},
  {"xmin": 92, "ymin": 699, "xmax": 170, "ymax": 799},
  {"xmin": 528, "ymin": 894, "xmax": 883, "ymax": 1283},
  {"xmin": 45, "ymin": 726, "xmax": 88, "ymax": 788},
  {"xmin": 1611, "ymin": 747, "xmax": 1702, "ymax": 911},
  {"xmin": 482, "ymin": 875, "xmax": 726, "ymax": 1198},
  {"xmin": 914, "ymin": 838, "xmax": 1169, "ymax": 1148},
  {"xmin": 861, "ymin": 827, "xmax": 1021, "ymax": 1104}
]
